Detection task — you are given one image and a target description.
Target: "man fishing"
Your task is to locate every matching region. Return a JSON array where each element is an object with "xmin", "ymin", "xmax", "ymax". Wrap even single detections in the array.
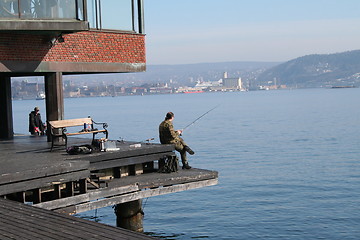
[{"xmin": 159, "ymin": 112, "xmax": 195, "ymax": 169}]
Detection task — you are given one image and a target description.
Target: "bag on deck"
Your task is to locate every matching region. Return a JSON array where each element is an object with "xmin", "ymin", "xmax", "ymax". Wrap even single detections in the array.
[
  {"xmin": 158, "ymin": 155, "xmax": 179, "ymax": 173},
  {"xmin": 66, "ymin": 144, "xmax": 93, "ymax": 155}
]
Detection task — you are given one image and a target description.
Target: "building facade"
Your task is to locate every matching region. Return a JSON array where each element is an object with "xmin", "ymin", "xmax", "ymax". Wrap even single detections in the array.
[
  {"xmin": 0, "ymin": 0, "xmax": 145, "ymax": 139},
  {"xmin": 223, "ymin": 77, "xmax": 242, "ymax": 89}
]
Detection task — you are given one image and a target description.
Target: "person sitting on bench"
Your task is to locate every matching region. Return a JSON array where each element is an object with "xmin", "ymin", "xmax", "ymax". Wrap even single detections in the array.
[{"xmin": 29, "ymin": 106, "xmax": 46, "ymax": 136}]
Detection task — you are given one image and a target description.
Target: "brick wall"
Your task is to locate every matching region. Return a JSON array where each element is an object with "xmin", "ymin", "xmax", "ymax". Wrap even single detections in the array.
[{"xmin": 0, "ymin": 31, "xmax": 146, "ymax": 72}]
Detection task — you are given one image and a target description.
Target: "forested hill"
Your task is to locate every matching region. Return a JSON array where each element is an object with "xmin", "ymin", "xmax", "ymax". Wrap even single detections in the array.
[{"xmin": 256, "ymin": 50, "xmax": 360, "ymax": 88}]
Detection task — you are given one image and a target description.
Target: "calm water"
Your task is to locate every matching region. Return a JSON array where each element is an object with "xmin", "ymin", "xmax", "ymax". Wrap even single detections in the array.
[{"xmin": 12, "ymin": 88, "xmax": 360, "ymax": 240}]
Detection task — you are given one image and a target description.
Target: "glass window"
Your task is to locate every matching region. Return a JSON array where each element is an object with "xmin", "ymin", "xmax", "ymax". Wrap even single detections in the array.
[
  {"xmin": 30, "ymin": 0, "xmax": 77, "ymax": 19},
  {"xmin": 0, "ymin": 0, "xmax": 143, "ymax": 32},
  {"xmin": 86, "ymin": 0, "xmax": 139, "ymax": 32},
  {"xmin": 100, "ymin": 0, "xmax": 132, "ymax": 31},
  {"xmin": 0, "ymin": 0, "xmax": 83, "ymax": 19},
  {"xmin": 0, "ymin": 0, "xmax": 19, "ymax": 18},
  {"xmin": 86, "ymin": 0, "xmax": 98, "ymax": 28}
]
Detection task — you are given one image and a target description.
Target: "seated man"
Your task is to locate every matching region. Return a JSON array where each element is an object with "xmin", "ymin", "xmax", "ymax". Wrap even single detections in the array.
[
  {"xmin": 29, "ymin": 106, "xmax": 46, "ymax": 135},
  {"xmin": 159, "ymin": 112, "xmax": 194, "ymax": 169}
]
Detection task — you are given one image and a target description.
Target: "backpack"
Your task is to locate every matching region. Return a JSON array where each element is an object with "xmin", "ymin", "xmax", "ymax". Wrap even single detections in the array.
[
  {"xmin": 66, "ymin": 144, "xmax": 93, "ymax": 155},
  {"xmin": 158, "ymin": 155, "xmax": 179, "ymax": 173}
]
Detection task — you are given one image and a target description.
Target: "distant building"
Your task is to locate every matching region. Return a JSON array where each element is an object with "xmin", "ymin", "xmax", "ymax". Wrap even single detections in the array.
[
  {"xmin": 223, "ymin": 78, "xmax": 242, "ymax": 89},
  {"xmin": 222, "ymin": 72, "xmax": 243, "ymax": 90},
  {"xmin": 195, "ymin": 80, "xmax": 222, "ymax": 89}
]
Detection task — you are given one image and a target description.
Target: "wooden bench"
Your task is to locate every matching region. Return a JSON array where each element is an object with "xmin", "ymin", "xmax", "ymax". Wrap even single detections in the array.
[{"xmin": 48, "ymin": 118, "xmax": 108, "ymax": 151}]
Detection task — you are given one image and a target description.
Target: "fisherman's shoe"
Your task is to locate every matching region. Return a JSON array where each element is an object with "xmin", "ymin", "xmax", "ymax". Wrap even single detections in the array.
[
  {"xmin": 184, "ymin": 146, "xmax": 195, "ymax": 155},
  {"xmin": 182, "ymin": 164, "xmax": 192, "ymax": 170}
]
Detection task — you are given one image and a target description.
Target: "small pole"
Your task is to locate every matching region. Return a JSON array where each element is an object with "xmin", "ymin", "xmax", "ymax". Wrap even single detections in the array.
[{"xmin": 115, "ymin": 200, "xmax": 144, "ymax": 232}]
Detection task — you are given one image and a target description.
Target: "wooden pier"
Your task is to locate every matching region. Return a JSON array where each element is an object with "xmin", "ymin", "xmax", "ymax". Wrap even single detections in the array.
[
  {"xmin": 0, "ymin": 135, "xmax": 218, "ymax": 238},
  {"xmin": 0, "ymin": 198, "xmax": 156, "ymax": 240}
]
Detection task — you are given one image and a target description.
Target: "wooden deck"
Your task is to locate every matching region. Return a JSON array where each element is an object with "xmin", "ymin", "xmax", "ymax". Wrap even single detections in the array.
[
  {"xmin": 0, "ymin": 198, "xmax": 156, "ymax": 240},
  {"xmin": 0, "ymin": 135, "xmax": 218, "ymax": 238}
]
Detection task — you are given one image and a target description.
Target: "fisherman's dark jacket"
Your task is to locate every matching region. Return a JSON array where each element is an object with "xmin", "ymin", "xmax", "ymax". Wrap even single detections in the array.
[{"xmin": 159, "ymin": 119, "xmax": 180, "ymax": 144}]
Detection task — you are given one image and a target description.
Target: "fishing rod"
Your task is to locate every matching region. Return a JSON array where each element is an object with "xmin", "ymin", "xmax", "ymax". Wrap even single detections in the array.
[{"xmin": 182, "ymin": 104, "xmax": 220, "ymax": 132}]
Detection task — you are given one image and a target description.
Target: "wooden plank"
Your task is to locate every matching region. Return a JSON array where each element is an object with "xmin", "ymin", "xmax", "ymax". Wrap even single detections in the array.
[
  {"xmin": 89, "ymin": 153, "xmax": 171, "ymax": 171},
  {"xmin": 107, "ymin": 168, "xmax": 219, "ymax": 190},
  {"xmin": 34, "ymin": 184, "xmax": 139, "ymax": 210},
  {"xmin": 0, "ymin": 170, "xmax": 89, "ymax": 196},
  {"xmin": 86, "ymin": 143, "xmax": 175, "ymax": 164},
  {"xmin": 0, "ymin": 198, "xmax": 156, "ymax": 240},
  {"xmin": 34, "ymin": 169, "xmax": 218, "ymax": 211},
  {"xmin": 49, "ymin": 118, "xmax": 92, "ymax": 128},
  {"xmin": 66, "ymin": 129, "xmax": 107, "ymax": 136},
  {"xmin": 0, "ymin": 160, "xmax": 89, "ymax": 185},
  {"xmin": 0, "ymin": 220, "xmax": 41, "ymax": 240},
  {"xmin": 0, "ymin": 224, "xmax": 33, "ymax": 240},
  {"xmin": 59, "ymin": 179, "xmax": 218, "ymax": 214}
]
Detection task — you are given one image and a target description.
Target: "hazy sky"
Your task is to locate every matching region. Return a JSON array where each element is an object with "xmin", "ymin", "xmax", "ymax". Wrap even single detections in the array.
[{"xmin": 144, "ymin": 0, "xmax": 360, "ymax": 65}]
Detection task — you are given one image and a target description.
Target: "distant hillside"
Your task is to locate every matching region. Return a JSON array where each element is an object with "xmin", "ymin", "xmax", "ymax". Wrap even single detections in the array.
[
  {"xmin": 64, "ymin": 61, "xmax": 279, "ymax": 87},
  {"xmin": 256, "ymin": 50, "xmax": 360, "ymax": 88}
]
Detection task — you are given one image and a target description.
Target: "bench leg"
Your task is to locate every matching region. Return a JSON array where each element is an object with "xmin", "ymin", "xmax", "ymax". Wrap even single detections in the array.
[
  {"xmin": 51, "ymin": 139, "xmax": 54, "ymax": 152},
  {"xmin": 64, "ymin": 135, "xmax": 68, "ymax": 149}
]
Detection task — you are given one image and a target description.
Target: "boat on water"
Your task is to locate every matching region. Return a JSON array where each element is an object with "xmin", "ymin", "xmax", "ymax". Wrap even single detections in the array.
[
  {"xmin": 183, "ymin": 90, "xmax": 204, "ymax": 94},
  {"xmin": 331, "ymin": 86, "xmax": 357, "ymax": 89},
  {"xmin": 36, "ymin": 92, "xmax": 45, "ymax": 100}
]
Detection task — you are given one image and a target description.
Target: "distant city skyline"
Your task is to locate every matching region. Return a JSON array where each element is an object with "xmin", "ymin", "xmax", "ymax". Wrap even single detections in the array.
[{"xmin": 144, "ymin": 0, "xmax": 360, "ymax": 65}]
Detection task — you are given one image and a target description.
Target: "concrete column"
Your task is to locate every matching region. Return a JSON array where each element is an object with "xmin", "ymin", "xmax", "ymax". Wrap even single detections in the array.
[
  {"xmin": 44, "ymin": 72, "xmax": 64, "ymax": 142},
  {"xmin": 0, "ymin": 75, "xmax": 14, "ymax": 139},
  {"xmin": 115, "ymin": 200, "xmax": 144, "ymax": 232}
]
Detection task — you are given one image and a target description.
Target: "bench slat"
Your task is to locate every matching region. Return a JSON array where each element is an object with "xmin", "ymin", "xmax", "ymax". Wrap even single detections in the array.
[
  {"xmin": 49, "ymin": 118, "xmax": 92, "ymax": 128},
  {"xmin": 66, "ymin": 130, "xmax": 107, "ymax": 136}
]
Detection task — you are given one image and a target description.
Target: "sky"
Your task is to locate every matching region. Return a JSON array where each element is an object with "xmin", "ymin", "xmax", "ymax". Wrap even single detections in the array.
[{"xmin": 144, "ymin": 0, "xmax": 360, "ymax": 65}]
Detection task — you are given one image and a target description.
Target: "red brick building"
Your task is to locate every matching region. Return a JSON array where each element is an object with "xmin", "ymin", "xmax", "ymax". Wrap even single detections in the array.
[{"xmin": 0, "ymin": 0, "xmax": 145, "ymax": 139}]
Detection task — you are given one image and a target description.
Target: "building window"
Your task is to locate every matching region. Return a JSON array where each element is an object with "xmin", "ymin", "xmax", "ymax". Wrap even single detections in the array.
[
  {"xmin": 87, "ymin": 0, "xmax": 144, "ymax": 33},
  {"xmin": 0, "ymin": 0, "xmax": 85, "ymax": 20}
]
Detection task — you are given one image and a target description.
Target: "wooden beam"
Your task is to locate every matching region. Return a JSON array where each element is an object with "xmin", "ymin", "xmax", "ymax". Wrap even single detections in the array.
[
  {"xmin": 65, "ymin": 182, "xmax": 74, "ymax": 197},
  {"xmin": 55, "ymin": 179, "xmax": 218, "ymax": 214},
  {"xmin": 0, "ymin": 170, "xmax": 89, "ymax": 196},
  {"xmin": 78, "ymin": 179, "xmax": 87, "ymax": 194},
  {"xmin": 33, "ymin": 189, "xmax": 42, "ymax": 204},
  {"xmin": 34, "ymin": 184, "xmax": 139, "ymax": 210},
  {"xmin": 89, "ymin": 153, "xmax": 172, "ymax": 170}
]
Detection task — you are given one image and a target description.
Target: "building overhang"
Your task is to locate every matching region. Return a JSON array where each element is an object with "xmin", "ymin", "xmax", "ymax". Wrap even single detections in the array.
[
  {"xmin": 0, "ymin": 20, "xmax": 89, "ymax": 33},
  {"xmin": 0, "ymin": 61, "xmax": 146, "ymax": 74}
]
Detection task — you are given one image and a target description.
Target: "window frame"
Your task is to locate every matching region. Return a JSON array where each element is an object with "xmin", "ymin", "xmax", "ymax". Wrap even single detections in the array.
[{"xmin": 86, "ymin": 0, "xmax": 144, "ymax": 33}]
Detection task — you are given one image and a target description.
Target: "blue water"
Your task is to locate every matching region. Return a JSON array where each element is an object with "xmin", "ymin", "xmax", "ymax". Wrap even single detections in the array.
[{"xmin": 12, "ymin": 88, "xmax": 360, "ymax": 240}]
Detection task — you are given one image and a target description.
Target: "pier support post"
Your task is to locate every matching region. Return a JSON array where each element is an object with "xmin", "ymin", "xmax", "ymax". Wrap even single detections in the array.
[
  {"xmin": 115, "ymin": 200, "xmax": 144, "ymax": 232},
  {"xmin": 0, "ymin": 75, "xmax": 14, "ymax": 139},
  {"xmin": 45, "ymin": 72, "xmax": 64, "ymax": 142}
]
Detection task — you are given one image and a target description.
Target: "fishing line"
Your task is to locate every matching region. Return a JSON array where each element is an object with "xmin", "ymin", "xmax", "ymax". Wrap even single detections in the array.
[{"xmin": 182, "ymin": 104, "xmax": 220, "ymax": 131}]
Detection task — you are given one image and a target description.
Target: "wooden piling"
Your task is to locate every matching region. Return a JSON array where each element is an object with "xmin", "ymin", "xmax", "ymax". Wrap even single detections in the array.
[{"xmin": 115, "ymin": 200, "xmax": 144, "ymax": 232}]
